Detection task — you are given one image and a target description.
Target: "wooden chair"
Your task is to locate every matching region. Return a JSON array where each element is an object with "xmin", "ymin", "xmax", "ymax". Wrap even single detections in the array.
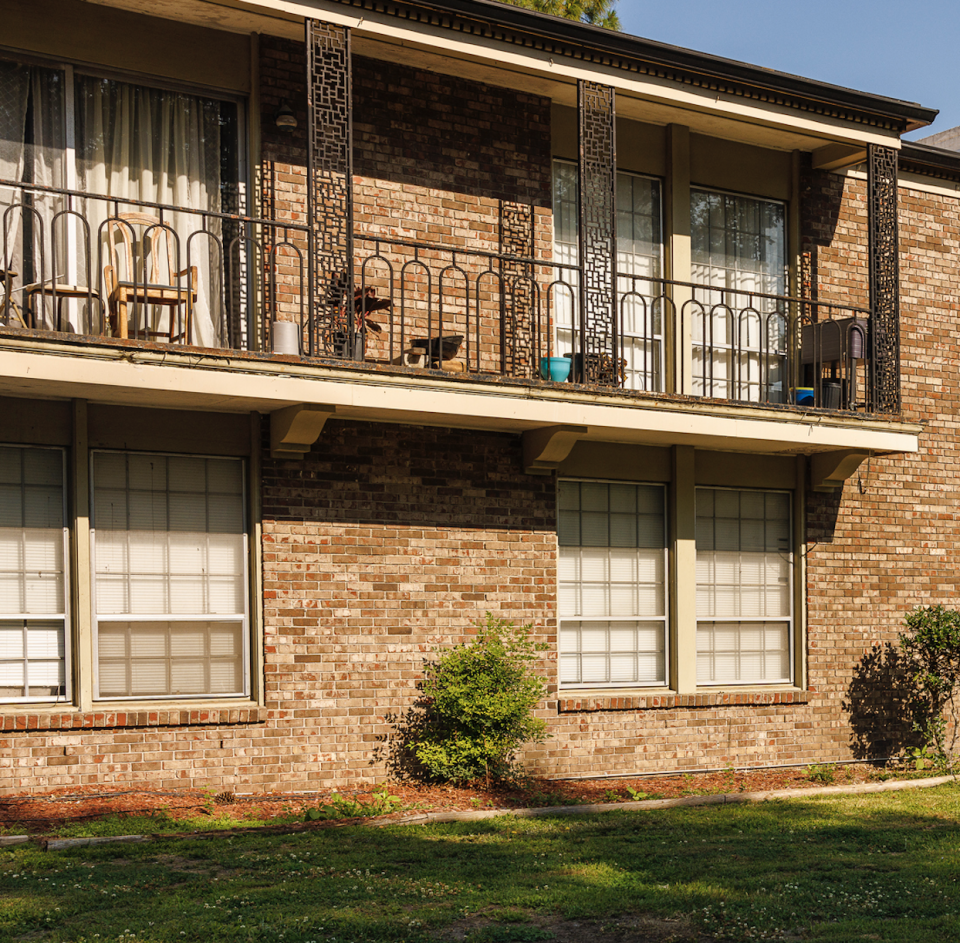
[{"xmin": 104, "ymin": 212, "xmax": 197, "ymax": 342}]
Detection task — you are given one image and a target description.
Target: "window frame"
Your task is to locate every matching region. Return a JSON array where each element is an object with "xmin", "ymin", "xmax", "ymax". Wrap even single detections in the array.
[
  {"xmin": 557, "ymin": 476, "xmax": 670, "ymax": 690},
  {"xmin": 689, "ymin": 186, "xmax": 789, "ymax": 404},
  {"xmin": 88, "ymin": 448, "xmax": 252, "ymax": 703},
  {"xmin": 0, "ymin": 443, "xmax": 72, "ymax": 704},
  {"xmin": 694, "ymin": 484, "xmax": 794, "ymax": 687},
  {"xmin": 551, "ymin": 159, "xmax": 666, "ymax": 393}
]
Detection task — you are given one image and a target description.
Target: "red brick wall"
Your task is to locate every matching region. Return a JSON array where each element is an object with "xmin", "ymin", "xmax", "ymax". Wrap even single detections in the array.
[
  {"xmin": 258, "ymin": 38, "xmax": 554, "ymax": 373},
  {"xmin": 7, "ymin": 60, "xmax": 960, "ymax": 794},
  {"xmin": 801, "ymin": 168, "xmax": 960, "ymax": 761}
]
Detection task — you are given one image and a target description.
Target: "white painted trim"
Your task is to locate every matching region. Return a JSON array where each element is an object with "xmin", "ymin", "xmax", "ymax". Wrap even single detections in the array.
[
  {"xmin": 843, "ymin": 165, "xmax": 960, "ymax": 202},
  {"xmin": 0, "ymin": 342, "xmax": 920, "ymax": 456}
]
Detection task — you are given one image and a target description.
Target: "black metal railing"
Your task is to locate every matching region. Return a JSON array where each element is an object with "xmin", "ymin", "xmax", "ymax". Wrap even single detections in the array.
[
  {"xmin": 614, "ymin": 272, "xmax": 875, "ymax": 411},
  {"xmin": 0, "ymin": 178, "xmax": 309, "ymax": 353},
  {"xmin": 0, "ymin": 178, "xmax": 888, "ymax": 415}
]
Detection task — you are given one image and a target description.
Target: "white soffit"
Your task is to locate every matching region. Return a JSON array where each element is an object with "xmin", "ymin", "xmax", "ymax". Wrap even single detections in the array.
[{"xmin": 88, "ymin": 0, "xmax": 900, "ymax": 150}]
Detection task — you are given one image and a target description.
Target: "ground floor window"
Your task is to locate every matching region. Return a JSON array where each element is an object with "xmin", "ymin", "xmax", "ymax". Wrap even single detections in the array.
[
  {"xmin": 0, "ymin": 445, "xmax": 68, "ymax": 701},
  {"xmin": 558, "ymin": 479, "xmax": 667, "ymax": 686},
  {"xmin": 91, "ymin": 451, "xmax": 249, "ymax": 699},
  {"xmin": 558, "ymin": 477, "xmax": 795, "ymax": 690},
  {"xmin": 696, "ymin": 487, "xmax": 792, "ymax": 684}
]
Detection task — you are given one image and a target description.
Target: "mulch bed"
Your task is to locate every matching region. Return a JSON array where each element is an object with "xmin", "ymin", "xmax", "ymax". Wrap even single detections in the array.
[{"xmin": 0, "ymin": 763, "xmax": 907, "ymax": 835}]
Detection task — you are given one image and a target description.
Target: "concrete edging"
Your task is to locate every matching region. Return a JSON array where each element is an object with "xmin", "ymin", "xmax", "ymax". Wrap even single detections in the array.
[
  {"xmin": 378, "ymin": 774, "xmax": 957, "ymax": 826},
  {"xmin": 23, "ymin": 774, "xmax": 957, "ymax": 850}
]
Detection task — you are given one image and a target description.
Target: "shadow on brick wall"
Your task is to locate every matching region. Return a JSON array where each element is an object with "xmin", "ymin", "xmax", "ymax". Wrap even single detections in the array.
[
  {"xmin": 373, "ymin": 701, "xmax": 433, "ymax": 782},
  {"xmin": 844, "ymin": 642, "xmax": 917, "ymax": 761},
  {"xmin": 806, "ymin": 487, "xmax": 843, "ymax": 542}
]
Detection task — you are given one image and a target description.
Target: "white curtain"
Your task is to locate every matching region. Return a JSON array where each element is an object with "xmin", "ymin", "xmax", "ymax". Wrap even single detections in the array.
[
  {"xmin": 558, "ymin": 479, "xmax": 667, "ymax": 686},
  {"xmin": 0, "ymin": 60, "xmax": 65, "ymax": 327},
  {"xmin": 77, "ymin": 76, "xmax": 224, "ymax": 347}
]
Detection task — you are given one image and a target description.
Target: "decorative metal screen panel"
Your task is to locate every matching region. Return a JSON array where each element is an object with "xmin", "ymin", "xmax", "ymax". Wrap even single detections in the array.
[
  {"xmin": 577, "ymin": 80, "xmax": 618, "ymax": 386},
  {"xmin": 306, "ymin": 20, "xmax": 355, "ymax": 358},
  {"xmin": 500, "ymin": 201, "xmax": 536, "ymax": 376},
  {"xmin": 868, "ymin": 144, "xmax": 900, "ymax": 414}
]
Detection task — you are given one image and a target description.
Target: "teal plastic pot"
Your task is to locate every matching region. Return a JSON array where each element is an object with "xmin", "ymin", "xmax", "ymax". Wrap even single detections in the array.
[{"xmin": 540, "ymin": 356, "xmax": 572, "ymax": 382}]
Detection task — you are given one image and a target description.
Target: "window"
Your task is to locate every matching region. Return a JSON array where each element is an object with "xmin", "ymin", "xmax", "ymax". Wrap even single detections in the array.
[
  {"xmin": 696, "ymin": 488, "xmax": 792, "ymax": 684},
  {"xmin": 690, "ymin": 190, "xmax": 787, "ymax": 403},
  {"xmin": 558, "ymin": 480, "xmax": 667, "ymax": 686},
  {"xmin": 0, "ymin": 55, "xmax": 242, "ymax": 345},
  {"xmin": 91, "ymin": 451, "xmax": 248, "ymax": 700},
  {"xmin": 552, "ymin": 161, "xmax": 664, "ymax": 392},
  {"xmin": 0, "ymin": 446, "xmax": 68, "ymax": 702}
]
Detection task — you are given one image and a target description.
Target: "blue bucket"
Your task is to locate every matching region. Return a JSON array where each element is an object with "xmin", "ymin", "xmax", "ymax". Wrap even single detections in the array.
[{"xmin": 793, "ymin": 387, "xmax": 815, "ymax": 406}]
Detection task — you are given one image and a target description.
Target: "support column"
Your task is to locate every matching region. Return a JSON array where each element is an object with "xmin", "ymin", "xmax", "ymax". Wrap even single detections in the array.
[
  {"xmin": 666, "ymin": 125, "xmax": 691, "ymax": 394},
  {"xmin": 577, "ymin": 80, "xmax": 617, "ymax": 386},
  {"xmin": 671, "ymin": 445, "xmax": 697, "ymax": 693},
  {"xmin": 71, "ymin": 399, "xmax": 93, "ymax": 711},
  {"xmin": 867, "ymin": 144, "xmax": 900, "ymax": 414},
  {"xmin": 306, "ymin": 20, "xmax": 355, "ymax": 358}
]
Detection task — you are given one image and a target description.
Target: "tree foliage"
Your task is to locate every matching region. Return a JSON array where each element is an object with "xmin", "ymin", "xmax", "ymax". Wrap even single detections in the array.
[
  {"xmin": 899, "ymin": 604, "xmax": 960, "ymax": 770},
  {"xmin": 498, "ymin": 0, "xmax": 621, "ymax": 31},
  {"xmin": 410, "ymin": 614, "xmax": 549, "ymax": 784}
]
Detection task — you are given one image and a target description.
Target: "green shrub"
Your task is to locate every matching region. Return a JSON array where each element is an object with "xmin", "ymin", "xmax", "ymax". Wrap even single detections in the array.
[
  {"xmin": 899, "ymin": 604, "xmax": 960, "ymax": 772},
  {"xmin": 410, "ymin": 614, "xmax": 549, "ymax": 784}
]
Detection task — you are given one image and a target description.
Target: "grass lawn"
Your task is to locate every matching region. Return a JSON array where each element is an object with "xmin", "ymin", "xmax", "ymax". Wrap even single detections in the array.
[{"xmin": 2, "ymin": 783, "xmax": 960, "ymax": 943}]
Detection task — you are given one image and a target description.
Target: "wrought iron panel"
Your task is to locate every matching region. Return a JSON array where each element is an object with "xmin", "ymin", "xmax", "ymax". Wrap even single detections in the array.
[
  {"xmin": 868, "ymin": 144, "xmax": 900, "ymax": 414},
  {"xmin": 577, "ymin": 80, "xmax": 618, "ymax": 386},
  {"xmin": 500, "ymin": 201, "xmax": 536, "ymax": 376},
  {"xmin": 307, "ymin": 20, "xmax": 355, "ymax": 358}
]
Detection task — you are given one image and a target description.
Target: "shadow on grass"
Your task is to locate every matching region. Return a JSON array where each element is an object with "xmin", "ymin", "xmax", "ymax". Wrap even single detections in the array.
[{"xmin": 4, "ymin": 786, "xmax": 960, "ymax": 942}]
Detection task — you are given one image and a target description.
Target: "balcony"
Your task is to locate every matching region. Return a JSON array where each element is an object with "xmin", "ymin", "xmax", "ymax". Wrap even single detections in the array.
[{"xmin": 0, "ymin": 178, "xmax": 888, "ymax": 420}]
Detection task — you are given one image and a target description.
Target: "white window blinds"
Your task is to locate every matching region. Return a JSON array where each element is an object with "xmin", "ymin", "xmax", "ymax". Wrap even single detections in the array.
[
  {"xmin": 92, "ymin": 452, "xmax": 247, "ymax": 699},
  {"xmin": 558, "ymin": 480, "xmax": 667, "ymax": 686},
  {"xmin": 696, "ymin": 488, "xmax": 791, "ymax": 684},
  {"xmin": 0, "ymin": 446, "xmax": 67, "ymax": 700}
]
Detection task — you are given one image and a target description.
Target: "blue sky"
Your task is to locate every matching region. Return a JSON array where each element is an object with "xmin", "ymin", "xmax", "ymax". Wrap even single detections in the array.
[{"xmin": 615, "ymin": 0, "xmax": 957, "ymax": 140}]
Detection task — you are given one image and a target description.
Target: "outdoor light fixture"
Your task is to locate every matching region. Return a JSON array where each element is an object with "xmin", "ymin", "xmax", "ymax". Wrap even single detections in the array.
[{"xmin": 275, "ymin": 100, "xmax": 297, "ymax": 132}]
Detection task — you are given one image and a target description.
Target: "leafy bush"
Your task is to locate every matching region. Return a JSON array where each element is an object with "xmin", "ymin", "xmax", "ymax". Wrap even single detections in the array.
[
  {"xmin": 899, "ymin": 604, "xmax": 960, "ymax": 772},
  {"xmin": 409, "ymin": 614, "xmax": 549, "ymax": 784}
]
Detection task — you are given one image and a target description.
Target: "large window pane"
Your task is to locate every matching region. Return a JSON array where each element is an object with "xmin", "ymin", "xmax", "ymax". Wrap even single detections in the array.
[
  {"xmin": 696, "ymin": 488, "xmax": 791, "ymax": 684},
  {"xmin": 552, "ymin": 161, "xmax": 664, "ymax": 392},
  {"xmin": 92, "ymin": 451, "xmax": 248, "ymax": 700},
  {"xmin": 0, "ymin": 445, "xmax": 67, "ymax": 701},
  {"xmin": 690, "ymin": 190, "xmax": 787, "ymax": 403},
  {"xmin": 559, "ymin": 480, "xmax": 667, "ymax": 686}
]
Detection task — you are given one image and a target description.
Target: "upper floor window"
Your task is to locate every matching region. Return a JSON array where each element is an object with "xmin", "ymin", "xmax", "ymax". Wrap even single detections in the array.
[
  {"xmin": 690, "ymin": 190, "xmax": 787, "ymax": 403},
  {"xmin": 552, "ymin": 160, "xmax": 664, "ymax": 393},
  {"xmin": 0, "ymin": 56, "xmax": 241, "ymax": 346}
]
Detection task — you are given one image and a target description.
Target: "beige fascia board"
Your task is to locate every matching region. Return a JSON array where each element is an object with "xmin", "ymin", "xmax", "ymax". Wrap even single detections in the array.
[
  {"xmin": 85, "ymin": 0, "xmax": 900, "ymax": 150},
  {"xmin": 0, "ymin": 341, "xmax": 920, "ymax": 458}
]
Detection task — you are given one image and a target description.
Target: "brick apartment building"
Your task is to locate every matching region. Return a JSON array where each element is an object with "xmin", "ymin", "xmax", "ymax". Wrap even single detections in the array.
[{"xmin": 1, "ymin": 0, "xmax": 958, "ymax": 792}]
